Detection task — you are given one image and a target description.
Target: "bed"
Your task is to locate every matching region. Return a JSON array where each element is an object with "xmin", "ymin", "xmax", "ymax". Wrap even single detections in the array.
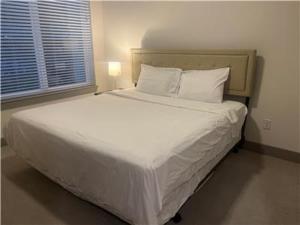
[{"xmin": 5, "ymin": 49, "xmax": 256, "ymax": 225}]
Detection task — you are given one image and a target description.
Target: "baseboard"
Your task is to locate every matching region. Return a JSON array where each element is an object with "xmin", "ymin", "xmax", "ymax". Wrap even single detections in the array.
[
  {"xmin": 1, "ymin": 138, "xmax": 7, "ymax": 147},
  {"xmin": 244, "ymin": 141, "xmax": 300, "ymax": 164}
]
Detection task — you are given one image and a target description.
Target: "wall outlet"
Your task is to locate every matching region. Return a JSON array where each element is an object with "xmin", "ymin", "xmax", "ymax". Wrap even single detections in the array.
[{"xmin": 263, "ymin": 119, "xmax": 272, "ymax": 130}]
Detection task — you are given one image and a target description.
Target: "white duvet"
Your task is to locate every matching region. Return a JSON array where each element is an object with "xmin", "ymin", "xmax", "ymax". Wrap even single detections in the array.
[{"xmin": 5, "ymin": 89, "xmax": 247, "ymax": 225}]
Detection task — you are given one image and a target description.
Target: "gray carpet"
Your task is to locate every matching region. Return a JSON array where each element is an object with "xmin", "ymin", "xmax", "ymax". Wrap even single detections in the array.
[{"xmin": 1, "ymin": 146, "xmax": 299, "ymax": 225}]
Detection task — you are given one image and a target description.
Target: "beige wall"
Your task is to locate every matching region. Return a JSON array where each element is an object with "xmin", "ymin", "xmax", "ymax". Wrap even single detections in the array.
[
  {"xmin": 91, "ymin": 1, "xmax": 300, "ymax": 152},
  {"xmin": 299, "ymin": 3, "xmax": 300, "ymax": 152},
  {"xmin": 90, "ymin": 1, "xmax": 134, "ymax": 91},
  {"xmin": 90, "ymin": 1, "xmax": 107, "ymax": 91}
]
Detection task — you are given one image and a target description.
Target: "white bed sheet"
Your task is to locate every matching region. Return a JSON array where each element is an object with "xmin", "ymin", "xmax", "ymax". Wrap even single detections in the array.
[
  {"xmin": 158, "ymin": 133, "xmax": 238, "ymax": 224},
  {"xmin": 5, "ymin": 89, "xmax": 247, "ymax": 225}
]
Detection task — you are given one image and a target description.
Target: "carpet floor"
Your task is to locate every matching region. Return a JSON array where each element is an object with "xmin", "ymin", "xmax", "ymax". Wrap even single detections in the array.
[{"xmin": 1, "ymin": 146, "xmax": 299, "ymax": 225}]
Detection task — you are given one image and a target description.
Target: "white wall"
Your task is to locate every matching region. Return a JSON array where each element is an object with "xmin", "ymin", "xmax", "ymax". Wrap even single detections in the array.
[{"xmin": 91, "ymin": 1, "xmax": 300, "ymax": 152}]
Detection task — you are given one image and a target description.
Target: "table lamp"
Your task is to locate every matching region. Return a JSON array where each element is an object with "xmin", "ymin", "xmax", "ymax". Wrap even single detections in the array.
[{"xmin": 108, "ymin": 62, "xmax": 121, "ymax": 90}]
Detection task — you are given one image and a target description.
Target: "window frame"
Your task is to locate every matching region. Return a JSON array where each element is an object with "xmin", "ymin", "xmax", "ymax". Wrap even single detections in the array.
[{"xmin": 2, "ymin": 84, "xmax": 97, "ymax": 109}]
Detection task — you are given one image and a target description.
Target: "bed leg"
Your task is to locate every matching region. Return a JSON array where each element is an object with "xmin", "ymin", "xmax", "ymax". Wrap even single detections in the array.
[
  {"xmin": 172, "ymin": 213, "xmax": 182, "ymax": 223},
  {"xmin": 233, "ymin": 147, "xmax": 239, "ymax": 153},
  {"xmin": 233, "ymin": 134, "xmax": 246, "ymax": 153},
  {"xmin": 234, "ymin": 96, "xmax": 249, "ymax": 154},
  {"xmin": 232, "ymin": 142, "xmax": 241, "ymax": 153}
]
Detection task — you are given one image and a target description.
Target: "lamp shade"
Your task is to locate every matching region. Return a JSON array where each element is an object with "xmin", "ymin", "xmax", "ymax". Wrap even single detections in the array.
[{"xmin": 108, "ymin": 62, "xmax": 121, "ymax": 77}]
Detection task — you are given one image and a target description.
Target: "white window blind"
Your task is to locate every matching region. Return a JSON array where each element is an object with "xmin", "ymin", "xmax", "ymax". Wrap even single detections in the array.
[{"xmin": 1, "ymin": 0, "xmax": 94, "ymax": 101}]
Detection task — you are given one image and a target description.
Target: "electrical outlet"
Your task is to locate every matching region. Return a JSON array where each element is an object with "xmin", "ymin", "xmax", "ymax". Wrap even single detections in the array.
[{"xmin": 263, "ymin": 119, "xmax": 272, "ymax": 130}]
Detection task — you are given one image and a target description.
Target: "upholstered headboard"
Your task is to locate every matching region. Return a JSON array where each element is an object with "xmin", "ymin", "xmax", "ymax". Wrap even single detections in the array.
[{"xmin": 131, "ymin": 49, "xmax": 256, "ymax": 97}]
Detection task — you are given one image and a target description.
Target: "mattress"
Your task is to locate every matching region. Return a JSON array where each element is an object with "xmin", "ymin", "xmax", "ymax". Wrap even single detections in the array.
[{"xmin": 5, "ymin": 89, "xmax": 247, "ymax": 225}]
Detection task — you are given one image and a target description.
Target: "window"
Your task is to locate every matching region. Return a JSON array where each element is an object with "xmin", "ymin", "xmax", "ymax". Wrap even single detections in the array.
[{"xmin": 1, "ymin": 0, "xmax": 94, "ymax": 101}]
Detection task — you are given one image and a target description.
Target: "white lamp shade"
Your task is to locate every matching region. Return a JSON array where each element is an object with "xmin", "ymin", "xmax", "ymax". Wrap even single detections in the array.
[{"xmin": 108, "ymin": 62, "xmax": 121, "ymax": 77}]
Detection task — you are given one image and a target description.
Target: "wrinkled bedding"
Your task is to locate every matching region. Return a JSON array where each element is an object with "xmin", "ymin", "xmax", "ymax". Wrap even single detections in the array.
[{"xmin": 5, "ymin": 89, "xmax": 247, "ymax": 225}]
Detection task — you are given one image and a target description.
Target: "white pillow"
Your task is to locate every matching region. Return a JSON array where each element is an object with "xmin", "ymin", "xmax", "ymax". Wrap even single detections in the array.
[
  {"xmin": 136, "ymin": 64, "xmax": 182, "ymax": 97},
  {"xmin": 178, "ymin": 67, "xmax": 230, "ymax": 103}
]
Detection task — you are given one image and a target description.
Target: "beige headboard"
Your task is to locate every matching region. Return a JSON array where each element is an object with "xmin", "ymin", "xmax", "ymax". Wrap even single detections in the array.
[{"xmin": 131, "ymin": 49, "xmax": 256, "ymax": 97}]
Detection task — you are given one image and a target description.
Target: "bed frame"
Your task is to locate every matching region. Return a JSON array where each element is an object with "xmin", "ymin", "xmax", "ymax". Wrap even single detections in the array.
[{"xmin": 131, "ymin": 49, "xmax": 257, "ymax": 223}]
